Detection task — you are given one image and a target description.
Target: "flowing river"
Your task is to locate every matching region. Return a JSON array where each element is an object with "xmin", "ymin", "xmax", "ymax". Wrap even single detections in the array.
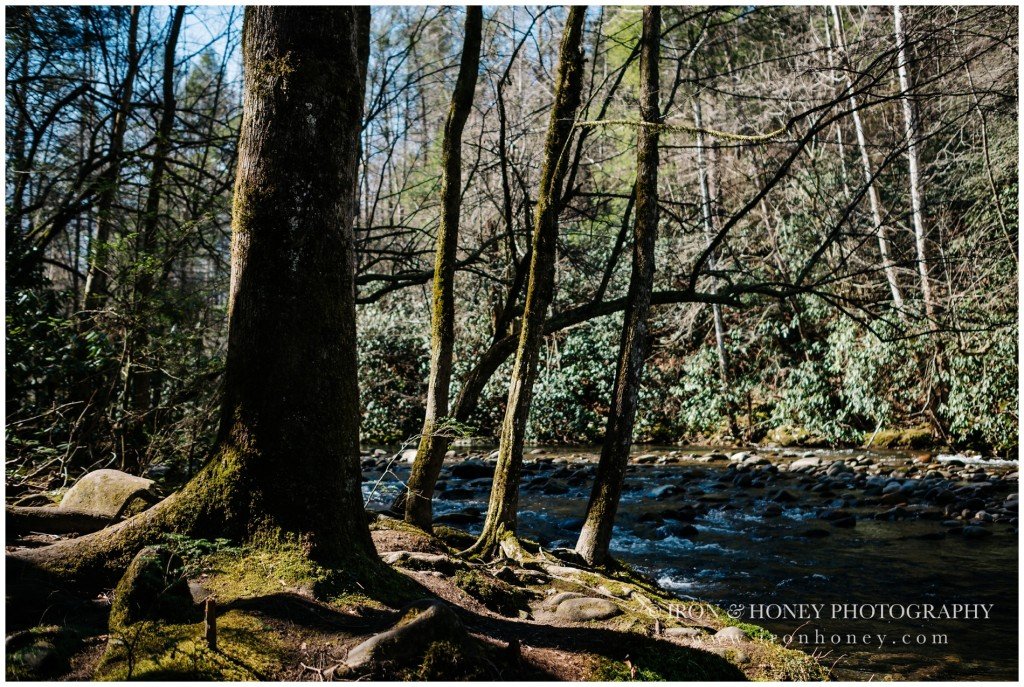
[{"xmin": 362, "ymin": 446, "xmax": 1018, "ymax": 680}]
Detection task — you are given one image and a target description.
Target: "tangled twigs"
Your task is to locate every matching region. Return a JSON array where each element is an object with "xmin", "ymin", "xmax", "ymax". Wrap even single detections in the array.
[{"xmin": 573, "ymin": 118, "xmax": 788, "ymax": 142}]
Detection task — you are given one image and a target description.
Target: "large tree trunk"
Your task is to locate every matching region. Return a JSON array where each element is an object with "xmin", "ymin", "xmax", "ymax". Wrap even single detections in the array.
[
  {"xmin": 830, "ymin": 5, "xmax": 906, "ymax": 316},
  {"xmin": 404, "ymin": 7, "xmax": 483, "ymax": 531},
  {"xmin": 82, "ymin": 6, "xmax": 141, "ymax": 311},
  {"xmin": 465, "ymin": 7, "xmax": 587, "ymax": 558},
  {"xmin": 10, "ymin": 6, "xmax": 379, "ymax": 589},
  {"xmin": 574, "ymin": 6, "xmax": 660, "ymax": 567},
  {"xmin": 893, "ymin": 5, "xmax": 936, "ymax": 323}
]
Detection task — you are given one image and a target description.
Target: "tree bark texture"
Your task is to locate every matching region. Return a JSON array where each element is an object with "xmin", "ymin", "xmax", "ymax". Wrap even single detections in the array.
[
  {"xmin": 575, "ymin": 6, "xmax": 660, "ymax": 566},
  {"xmin": 10, "ymin": 6, "xmax": 378, "ymax": 588},
  {"xmin": 404, "ymin": 7, "xmax": 483, "ymax": 531},
  {"xmin": 467, "ymin": 6, "xmax": 587, "ymax": 556}
]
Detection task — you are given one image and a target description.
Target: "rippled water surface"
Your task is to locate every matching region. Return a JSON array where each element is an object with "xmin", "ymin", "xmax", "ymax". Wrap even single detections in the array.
[{"xmin": 364, "ymin": 446, "xmax": 1018, "ymax": 680}]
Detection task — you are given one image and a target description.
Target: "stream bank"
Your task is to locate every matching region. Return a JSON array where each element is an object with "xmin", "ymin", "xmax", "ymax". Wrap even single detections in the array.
[{"xmin": 364, "ymin": 444, "xmax": 1018, "ymax": 680}]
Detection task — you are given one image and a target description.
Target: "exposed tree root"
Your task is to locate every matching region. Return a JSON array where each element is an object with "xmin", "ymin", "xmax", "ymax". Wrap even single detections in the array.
[
  {"xmin": 6, "ymin": 505, "xmax": 116, "ymax": 536},
  {"xmin": 459, "ymin": 525, "xmax": 541, "ymax": 567}
]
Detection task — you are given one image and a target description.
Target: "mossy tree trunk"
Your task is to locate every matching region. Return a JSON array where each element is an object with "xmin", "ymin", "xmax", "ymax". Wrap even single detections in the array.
[
  {"xmin": 465, "ymin": 7, "xmax": 587, "ymax": 558},
  {"xmin": 10, "ymin": 6, "xmax": 379, "ymax": 589},
  {"xmin": 404, "ymin": 7, "xmax": 483, "ymax": 532},
  {"xmin": 574, "ymin": 6, "xmax": 660, "ymax": 567}
]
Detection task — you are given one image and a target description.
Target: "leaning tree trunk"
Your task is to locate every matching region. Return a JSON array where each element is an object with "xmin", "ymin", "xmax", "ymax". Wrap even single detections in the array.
[
  {"xmin": 574, "ymin": 6, "xmax": 660, "ymax": 567},
  {"xmin": 831, "ymin": 5, "xmax": 906, "ymax": 317},
  {"xmin": 893, "ymin": 5, "xmax": 936, "ymax": 323},
  {"xmin": 465, "ymin": 6, "xmax": 587, "ymax": 558},
  {"xmin": 404, "ymin": 7, "xmax": 483, "ymax": 531},
  {"xmin": 83, "ymin": 6, "xmax": 141, "ymax": 311},
  {"xmin": 9, "ymin": 6, "xmax": 379, "ymax": 590}
]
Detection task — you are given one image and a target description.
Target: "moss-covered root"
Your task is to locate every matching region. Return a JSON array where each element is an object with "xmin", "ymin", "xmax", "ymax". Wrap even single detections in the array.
[
  {"xmin": 6, "ymin": 446, "xmax": 237, "ymax": 593},
  {"xmin": 460, "ymin": 525, "xmax": 540, "ymax": 564}
]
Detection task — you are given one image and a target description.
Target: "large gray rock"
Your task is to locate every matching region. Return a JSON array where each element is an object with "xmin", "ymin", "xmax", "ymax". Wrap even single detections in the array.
[
  {"xmin": 344, "ymin": 600, "xmax": 467, "ymax": 671},
  {"xmin": 788, "ymin": 457, "xmax": 822, "ymax": 471},
  {"xmin": 60, "ymin": 469, "xmax": 158, "ymax": 518},
  {"xmin": 544, "ymin": 591, "xmax": 585, "ymax": 611},
  {"xmin": 554, "ymin": 596, "xmax": 621, "ymax": 622}
]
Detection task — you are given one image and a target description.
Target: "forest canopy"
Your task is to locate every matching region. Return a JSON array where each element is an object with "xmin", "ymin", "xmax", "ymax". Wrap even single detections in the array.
[{"xmin": 6, "ymin": 5, "xmax": 1019, "ymax": 498}]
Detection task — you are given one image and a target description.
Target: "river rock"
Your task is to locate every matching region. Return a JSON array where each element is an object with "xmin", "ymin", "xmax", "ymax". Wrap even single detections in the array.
[
  {"xmin": 962, "ymin": 525, "xmax": 993, "ymax": 539},
  {"xmin": 826, "ymin": 461, "xmax": 850, "ymax": 475},
  {"xmin": 789, "ymin": 457, "xmax": 822, "ymax": 471},
  {"xmin": 800, "ymin": 528, "xmax": 830, "ymax": 538},
  {"xmin": 772, "ymin": 489, "xmax": 798, "ymax": 503},
  {"xmin": 659, "ymin": 522, "xmax": 698, "ymax": 539},
  {"xmin": 60, "ymin": 469, "xmax": 158, "ymax": 518},
  {"xmin": 554, "ymin": 597, "xmax": 621, "ymax": 622},
  {"xmin": 450, "ymin": 460, "xmax": 493, "ymax": 479},
  {"xmin": 648, "ymin": 485, "xmax": 682, "ymax": 500}
]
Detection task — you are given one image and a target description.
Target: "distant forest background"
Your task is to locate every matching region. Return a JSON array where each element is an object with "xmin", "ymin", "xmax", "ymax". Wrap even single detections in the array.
[{"xmin": 6, "ymin": 6, "xmax": 1018, "ymax": 491}]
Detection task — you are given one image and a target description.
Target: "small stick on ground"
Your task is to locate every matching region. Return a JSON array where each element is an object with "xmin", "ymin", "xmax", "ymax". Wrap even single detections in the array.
[{"xmin": 204, "ymin": 597, "xmax": 217, "ymax": 651}]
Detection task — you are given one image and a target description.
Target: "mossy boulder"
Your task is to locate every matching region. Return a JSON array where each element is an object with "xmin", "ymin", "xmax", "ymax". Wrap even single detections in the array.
[
  {"xmin": 60, "ymin": 469, "xmax": 159, "ymax": 518},
  {"xmin": 110, "ymin": 546, "xmax": 197, "ymax": 631},
  {"xmin": 765, "ymin": 426, "xmax": 828, "ymax": 448},
  {"xmin": 554, "ymin": 596, "xmax": 622, "ymax": 622},
  {"xmin": 867, "ymin": 426, "xmax": 934, "ymax": 449}
]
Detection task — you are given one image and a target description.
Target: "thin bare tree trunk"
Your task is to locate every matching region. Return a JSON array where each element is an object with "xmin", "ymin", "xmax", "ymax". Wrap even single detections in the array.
[
  {"xmin": 404, "ymin": 7, "xmax": 483, "ymax": 531},
  {"xmin": 831, "ymin": 5, "xmax": 906, "ymax": 316},
  {"xmin": 894, "ymin": 5, "xmax": 936, "ymax": 322},
  {"xmin": 575, "ymin": 6, "xmax": 660, "ymax": 566},
  {"xmin": 693, "ymin": 97, "xmax": 731, "ymax": 398},
  {"xmin": 465, "ymin": 7, "xmax": 587, "ymax": 558},
  {"xmin": 125, "ymin": 6, "xmax": 186, "ymax": 467},
  {"xmin": 823, "ymin": 11, "xmax": 852, "ymax": 202},
  {"xmin": 83, "ymin": 6, "xmax": 141, "ymax": 311}
]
